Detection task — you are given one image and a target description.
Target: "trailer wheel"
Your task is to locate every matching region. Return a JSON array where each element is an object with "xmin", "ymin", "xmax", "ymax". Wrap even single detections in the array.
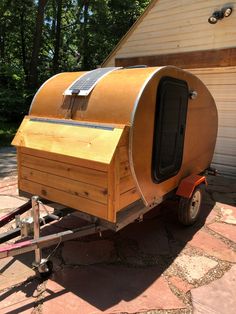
[{"xmin": 178, "ymin": 184, "xmax": 205, "ymax": 226}]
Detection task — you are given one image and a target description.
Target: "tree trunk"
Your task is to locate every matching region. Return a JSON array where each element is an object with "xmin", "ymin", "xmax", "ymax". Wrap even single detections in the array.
[
  {"xmin": 52, "ymin": 0, "xmax": 62, "ymax": 74},
  {"xmin": 0, "ymin": 0, "xmax": 11, "ymax": 60},
  {"xmin": 20, "ymin": 8, "xmax": 27, "ymax": 77},
  {"xmin": 27, "ymin": 0, "xmax": 48, "ymax": 89},
  {"xmin": 51, "ymin": 0, "xmax": 56, "ymax": 38},
  {"xmin": 82, "ymin": 0, "xmax": 89, "ymax": 70},
  {"xmin": 0, "ymin": 25, "xmax": 5, "ymax": 59}
]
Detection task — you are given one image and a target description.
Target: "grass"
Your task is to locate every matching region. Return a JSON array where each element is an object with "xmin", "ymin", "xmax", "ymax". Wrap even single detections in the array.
[{"xmin": 0, "ymin": 120, "xmax": 19, "ymax": 147}]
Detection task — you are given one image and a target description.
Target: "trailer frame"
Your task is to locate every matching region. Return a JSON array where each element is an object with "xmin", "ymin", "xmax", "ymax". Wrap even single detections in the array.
[{"xmin": 0, "ymin": 173, "xmax": 208, "ymax": 275}]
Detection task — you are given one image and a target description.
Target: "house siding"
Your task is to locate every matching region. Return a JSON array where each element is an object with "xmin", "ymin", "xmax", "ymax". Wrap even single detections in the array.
[
  {"xmin": 104, "ymin": 0, "xmax": 236, "ymax": 67},
  {"xmin": 190, "ymin": 67, "xmax": 236, "ymax": 177},
  {"xmin": 103, "ymin": 0, "xmax": 236, "ymax": 177}
]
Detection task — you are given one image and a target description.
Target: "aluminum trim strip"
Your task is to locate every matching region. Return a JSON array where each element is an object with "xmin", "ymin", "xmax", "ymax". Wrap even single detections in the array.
[
  {"xmin": 129, "ymin": 66, "xmax": 165, "ymax": 206},
  {"xmin": 29, "ymin": 117, "xmax": 115, "ymax": 131}
]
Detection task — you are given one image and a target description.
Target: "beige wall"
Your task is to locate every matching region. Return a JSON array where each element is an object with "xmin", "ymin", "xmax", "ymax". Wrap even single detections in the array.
[
  {"xmin": 104, "ymin": 0, "xmax": 236, "ymax": 67},
  {"xmin": 190, "ymin": 67, "xmax": 236, "ymax": 177}
]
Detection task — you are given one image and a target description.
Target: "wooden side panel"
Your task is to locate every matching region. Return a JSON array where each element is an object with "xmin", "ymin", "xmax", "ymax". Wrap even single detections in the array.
[
  {"xmin": 116, "ymin": 128, "xmax": 140, "ymax": 211},
  {"xmin": 20, "ymin": 153, "xmax": 107, "ymax": 187},
  {"xmin": 21, "ymin": 167, "xmax": 107, "ymax": 204},
  {"xmin": 119, "ymin": 188, "xmax": 140, "ymax": 210},
  {"xmin": 120, "ymin": 175, "xmax": 135, "ymax": 194},
  {"xmin": 18, "ymin": 150, "xmax": 109, "ymax": 221},
  {"xmin": 107, "ymin": 152, "xmax": 120, "ymax": 222},
  {"xmin": 20, "ymin": 180, "xmax": 107, "ymax": 219},
  {"xmin": 20, "ymin": 147, "xmax": 108, "ymax": 172}
]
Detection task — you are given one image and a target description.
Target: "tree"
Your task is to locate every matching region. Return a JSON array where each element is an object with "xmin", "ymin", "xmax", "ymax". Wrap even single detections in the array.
[
  {"xmin": 52, "ymin": 0, "xmax": 63, "ymax": 73},
  {"xmin": 81, "ymin": 0, "xmax": 89, "ymax": 70},
  {"xmin": 0, "ymin": 0, "xmax": 151, "ymax": 122},
  {"xmin": 27, "ymin": 0, "xmax": 48, "ymax": 89}
]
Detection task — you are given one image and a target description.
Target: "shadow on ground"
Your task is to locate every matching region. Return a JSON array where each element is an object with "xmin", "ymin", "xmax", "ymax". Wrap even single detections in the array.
[{"xmin": 44, "ymin": 199, "xmax": 215, "ymax": 311}]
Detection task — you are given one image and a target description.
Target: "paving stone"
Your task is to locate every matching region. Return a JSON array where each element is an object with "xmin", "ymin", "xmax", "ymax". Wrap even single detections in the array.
[
  {"xmin": 0, "ymin": 185, "xmax": 18, "ymax": 196},
  {"xmin": 0, "ymin": 279, "xmax": 38, "ymax": 314},
  {"xmin": 0, "ymin": 179, "xmax": 17, "ymax": 189},
  {"xmin": 184, "ymin": 229, "xmax": 236, "ymax": 263},
  {"xmin": 62, "ymin": 240, "xmax": 117, "ymax": 265},
  {"xmin": 115, "ymin": 237, "xmax": 142, "ymax": 265},
  {"xmin": 0, "ymin": 174, "xmax": 17, "ymax": 183},
  {"xmin": 174, "ymin": 255, "xmax": 217, "ymax": 282},
  {"xmin": 216, "ymin": 203, "xmax": 236, "ymax": 225},
  {"xmin": 119, "ymin": 219, "xmax": 170, "ymax": 255},
  {"xmin": 0, "ymin": 253, "xmax": 35, "ymax": 291},
  {"xmin": 0, "ymin": 195, "xmax": 26, "ymax": 210},
  {"xmin": 0, "ymin": 179, "xmax": 13, "ymax": 186},
  {"xmin": 44, "ymin": 265, "xmax": 184, "ymax": 314},
  {"xmin": 205, "ymin": 209, "xmax": 218, "ymax": 225},
  {"xmin": 169, "ymin": 276, "xmax": 194, "ymax": 293},
  {"xmin": 0, "ymin": 176, "xmax": 18, "ymax": 196},
  {"xmin": 0, "ymin": 147, "xmax": 17, "ymax": 178},
  {"xmin": 208, "ymin": 222, "xmax": 236, "ymax": 243},
  {"xmin": 192, "ymin": 265, "xmax": 236, "ymax": 314},
  {"xmin": 190, "ymin": 230, "xmax": 236, "ymax": 262}
]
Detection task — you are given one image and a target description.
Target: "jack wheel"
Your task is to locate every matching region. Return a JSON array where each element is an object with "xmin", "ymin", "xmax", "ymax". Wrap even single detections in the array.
[
  {"xmin": 38, "ymin": 260, "xmax": 53, "ymax": 279},
  {"xmin": 178, "ymin": 184, "xmax": 205, "ymax": 226}
]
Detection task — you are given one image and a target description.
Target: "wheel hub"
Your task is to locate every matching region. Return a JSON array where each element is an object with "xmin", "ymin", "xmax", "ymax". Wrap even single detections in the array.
[{"xmin": 190, "ymin": 190, "xmax": 201, "ymax": 219}]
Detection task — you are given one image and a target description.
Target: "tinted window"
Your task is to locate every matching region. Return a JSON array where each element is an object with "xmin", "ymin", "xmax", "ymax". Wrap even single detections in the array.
[{"xmin": 152, "ymin": 77, "xmax": 188, "ymax": 183}]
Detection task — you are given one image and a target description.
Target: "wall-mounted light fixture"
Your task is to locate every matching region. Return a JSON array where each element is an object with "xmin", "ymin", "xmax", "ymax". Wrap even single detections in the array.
[{"xmin": 208, "ymin": 6, "xmax": 233, "ymax": 24}]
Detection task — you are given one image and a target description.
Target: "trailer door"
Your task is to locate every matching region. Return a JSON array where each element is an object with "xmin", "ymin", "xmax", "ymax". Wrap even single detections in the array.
[{"xmin": 152, "ymin": 77, "xmax": 188, "ymax": 183}]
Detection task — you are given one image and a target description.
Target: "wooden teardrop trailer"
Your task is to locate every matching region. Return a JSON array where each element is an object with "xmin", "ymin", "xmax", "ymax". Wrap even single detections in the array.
[{"xmin": 12, "ymin": 66, "xmax": 218, "ymax": 226}]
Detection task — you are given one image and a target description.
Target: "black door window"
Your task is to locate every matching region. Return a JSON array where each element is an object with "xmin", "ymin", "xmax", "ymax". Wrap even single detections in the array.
[{"xmin": 152, "ymin": 77, "xmax": 188, "ymax": 183}]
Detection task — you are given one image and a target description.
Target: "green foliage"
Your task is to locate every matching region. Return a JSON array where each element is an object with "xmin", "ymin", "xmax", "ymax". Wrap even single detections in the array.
[
  {"xmin": 0, "ymin": 120, "xmax": 19, "ymax": 147},
  {"xmin": 0, "ymin": 0, "xmax": 151, "ymax": 125},
  {"xmin": 0, "ymin": 62, "xmax": 30, "ymax": 122}
]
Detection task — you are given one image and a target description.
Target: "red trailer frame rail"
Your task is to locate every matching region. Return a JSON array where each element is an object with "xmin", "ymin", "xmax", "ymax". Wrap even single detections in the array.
[
  {"xmin": 0, "ymin": 196, "xmax": 149, "ymax": 275},
  {"xmin": 0, "ymin": 223, "xmax": 103, "ymax": 259},
  {"xmin": 0, "ymin": 200, "xmax": 31, "ymax": 228}
]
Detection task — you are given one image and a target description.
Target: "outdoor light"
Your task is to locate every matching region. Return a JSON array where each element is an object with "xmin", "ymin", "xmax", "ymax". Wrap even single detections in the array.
[
  {"xmin": 222, "ymin": 7, "xmax": 233, "ymax": 17},
  {"xmin": 208, "ymin": 6, "xmax": 233, "ymax": 24}
]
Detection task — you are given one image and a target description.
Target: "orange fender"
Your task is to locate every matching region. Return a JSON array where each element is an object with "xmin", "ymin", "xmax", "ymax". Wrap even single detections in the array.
[{"xmin": 176, "ymin": 174, "xmax": 207, "ymax": 199}]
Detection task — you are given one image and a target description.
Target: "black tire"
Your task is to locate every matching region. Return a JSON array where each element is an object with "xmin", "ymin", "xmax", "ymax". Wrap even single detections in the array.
[{"xmin": 178, "ymin": 184, "xmax": 205, "ymax": 226}]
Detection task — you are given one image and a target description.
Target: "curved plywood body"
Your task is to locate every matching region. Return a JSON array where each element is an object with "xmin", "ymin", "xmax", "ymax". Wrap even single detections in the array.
[
  {"xmin": 30, "ymin": 68, "xmax": 157, "ymax": 125},
  {"xmin": 130, "ymin": 67, "xmax": 217, "ymax": 206},
  {"xmin": 13, "ymin": 66, "xmax": 218, "ymax": 222}
]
